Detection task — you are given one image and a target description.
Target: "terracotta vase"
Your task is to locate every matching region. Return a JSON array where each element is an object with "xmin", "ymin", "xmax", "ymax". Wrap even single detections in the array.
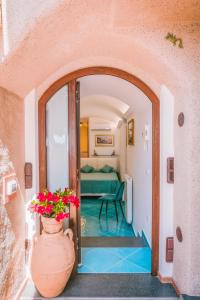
[{"xmin": 30, "ymin": 216, "xmax": 75, "ymax": 298}]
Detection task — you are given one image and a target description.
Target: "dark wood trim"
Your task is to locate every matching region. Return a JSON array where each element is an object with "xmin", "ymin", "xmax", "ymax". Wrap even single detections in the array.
[
  {"xmin": 157, "ymin": 273, "xmax": 180, "ymax": 296},
  {"xmin": 68, "ymin": 80, "xmax": 77, "ymax": 191},
  {"xmin": 171, "ymin": 279, "xmax": 181, "ymax": 296},
  {"xmin": 68, "ymin": 80, "xmax": 78, "ymax": 271},
  {"xmin": 75, "ymin": 81, "xmax": 81, "ymax": 264},
  {"xmin": 38, "ymin": 101, "xmax": 47, "ymax": 191},
  {"xmin": 38, "ymin": 66, "xmax": 160, "ymax": 275}
]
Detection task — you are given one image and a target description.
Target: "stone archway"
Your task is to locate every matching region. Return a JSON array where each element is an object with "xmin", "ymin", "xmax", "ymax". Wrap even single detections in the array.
[{"xmin": 38, "ymin": 66, "xmax": 160, "ymax": 275}]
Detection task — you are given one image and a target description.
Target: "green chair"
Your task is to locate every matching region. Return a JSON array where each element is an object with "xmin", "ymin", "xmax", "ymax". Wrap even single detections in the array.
[{"xmin": 99, "ymin": 181, "xmax": 125, "ymax": 222}]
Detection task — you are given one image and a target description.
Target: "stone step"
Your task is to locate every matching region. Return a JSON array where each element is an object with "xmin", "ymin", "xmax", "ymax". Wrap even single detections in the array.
[{"xmin": 20, "ymin": 274, "xmax": 179, "ymax": 300}]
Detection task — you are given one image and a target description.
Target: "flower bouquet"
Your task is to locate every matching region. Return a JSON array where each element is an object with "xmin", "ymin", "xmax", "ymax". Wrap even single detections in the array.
[{"xmin": 29, "ymin": 188, "xmax": 79, "ymax": 222}]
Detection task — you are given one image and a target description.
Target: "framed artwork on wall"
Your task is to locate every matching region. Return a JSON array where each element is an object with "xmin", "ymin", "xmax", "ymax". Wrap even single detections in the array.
[
  {"xmin": 127, "ymin": 119, "xmax": 134, "ymax": 145},
  {"xmin": 95, "ymin": 135, "xmax": 114, "ymax": 147}
]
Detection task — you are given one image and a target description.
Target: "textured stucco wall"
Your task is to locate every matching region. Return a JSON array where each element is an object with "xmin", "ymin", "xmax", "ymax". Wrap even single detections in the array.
[
  {"xmin": 173, "ymin": 78, "xmax": 200, "ymax": 295},
  {"xmin": 0, "ymin": 0, "xmax": 199, "ymax": 296},
  {"xmin": 0, "ymin": 87, "xmax": 25, "ymax": 299},
  {"xmin": 1, "ymin": 0, "xmax": 65, "ymax": 55}
]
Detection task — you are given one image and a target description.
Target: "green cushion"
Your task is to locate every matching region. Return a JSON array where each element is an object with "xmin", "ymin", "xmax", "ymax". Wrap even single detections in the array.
[
  {"xmin": 100, "ymin": 165, "xmax": 114, "ymax": 173},
  {"xmin": 81, "ymin": 164, "xmax": 94, "ymax": 173}
]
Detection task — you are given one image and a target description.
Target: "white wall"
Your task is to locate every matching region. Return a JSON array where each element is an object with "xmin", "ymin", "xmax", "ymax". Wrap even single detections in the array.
[
  {"xmin": 126, "ymin": 105, "xmax": 152, "ymax": 246},
  {"xmin": 159, "ymin": 85, "xmax": 174, "ymax": 277},
  {"xmin": 25, "ymin": 89, "xmax": 39, "ymax": 202},
  {"xmin": 89, "ymin": 117, "xmax": 120, "ymax": 157},
  {"xmin": 24, "ymin": 89, "xmax": 40, "ymax": 237}
]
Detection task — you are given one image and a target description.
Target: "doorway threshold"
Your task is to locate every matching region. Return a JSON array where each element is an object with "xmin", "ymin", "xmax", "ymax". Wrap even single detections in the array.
[{"xmin": 20, "ymin": 274, "xmax": 178, "ymax": 300}]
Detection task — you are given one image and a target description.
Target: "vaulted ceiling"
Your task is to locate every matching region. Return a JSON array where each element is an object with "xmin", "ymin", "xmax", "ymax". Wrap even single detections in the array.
[
  {"xmin": 79, "ymin": 75, "xmax": 151, "ymax": 127},
  {"xmin": 0, "ymin": 0, "xmax": 199, "ymax": 97}
]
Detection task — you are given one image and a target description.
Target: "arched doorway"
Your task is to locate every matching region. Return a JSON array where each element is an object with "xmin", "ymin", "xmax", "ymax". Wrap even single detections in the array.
[{"xmin": 38, "ymin": 66, "xmax": 160, "ymax": 275}]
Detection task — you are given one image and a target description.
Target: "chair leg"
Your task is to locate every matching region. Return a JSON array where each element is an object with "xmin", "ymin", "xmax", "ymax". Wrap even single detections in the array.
[
  {"xmin": 114, "ymin": 201, "xmax": 118, "ymax": 222},
  {"xmin": 106, "ymin": 200, "xmax": 108, "ymax": 216},
  {"xmin": 119, "ymin": 200, "xmax": 125, "ymax": 218},
  {"xmin": 99, "ymin": 200, "xmax": 104, "ymax": 219}
]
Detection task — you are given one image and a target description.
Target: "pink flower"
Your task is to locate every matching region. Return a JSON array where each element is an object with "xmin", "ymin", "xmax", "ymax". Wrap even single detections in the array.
[
  {"xmin": 69, "ymin": 195, "xmax": 80, "ymax": 208},
  {"xmin": 55, "ymin": 212, "xmax": 70, "ymax": 222},
  {"xmin": 62, "ymin": 196, "xmax": 70, "ymax": 204},
  {"xmin": 45, "ymin": 204, "xmax": 53, "ymax": 214},
  {"xmin": 51, "ymin": 194, "xmax": 59, "ymax": 202},
  {"xmin": 37, "ymin": 193, "xmax": 46, "ymax": 202},
  {"xmin": 36, "ymin": 206, "xmax": 46, "ymax": 215},
  {"xmin": 46, "ymin": 192, "xmax": 54, "ymax": 201}
]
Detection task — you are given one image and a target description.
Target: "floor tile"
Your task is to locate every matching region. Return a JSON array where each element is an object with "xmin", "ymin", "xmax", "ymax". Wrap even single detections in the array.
[
  {"xmin": 80, "ymin": 248, "xmax": 123, "ymax": 272},
  {"xmin": 78, "ymin": 264, "xmax": 94, "ymax": 273},
  {"xmin": 114, "ymin": 247, "xmax": 142, "ymax": 258},
  {"xmin": 81, "ymin": 198, "xmax": 134, "ymax": 237},
  {"xmin": 126, "ymin": 248, "xmax": 152, "ymax": 271},
  {"xmin": 80, "ymin": 198, "xmax": 152, "ymax": 274},
  {"xmin": 107, "ymin": 258, "xmax": 149, "ymax": 273},
  {"xmin": 78, "ymin": 247, "xmax": 151, "ymax": 273}
]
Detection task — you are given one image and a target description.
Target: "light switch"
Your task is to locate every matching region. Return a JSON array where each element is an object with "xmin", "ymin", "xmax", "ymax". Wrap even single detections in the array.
[
  {"xmin": 166, "ymin": 237, "xmax": 174, "ymax": 262},
  {"xmin": 25, "ymin": 162, "xmax": 32, "ymax": 189},
  {"xmin": 6, "ymin": 179, "xmax": 17, "ymax": 195}
]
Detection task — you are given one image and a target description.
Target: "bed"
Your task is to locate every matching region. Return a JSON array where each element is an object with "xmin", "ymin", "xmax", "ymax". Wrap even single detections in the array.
[
  {"xmin": 80, "ymin": 157, "xmax": 120, "ymax": 196},
  {"xmin": 81, "ymin": 171, "xmax": 119, "ymax": 196}
]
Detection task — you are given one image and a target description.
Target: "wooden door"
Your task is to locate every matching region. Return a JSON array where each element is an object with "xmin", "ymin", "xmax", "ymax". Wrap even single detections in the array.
[
  {"xmin": 68, "ymin": 80, "xmax": 81, "ymax": 268},
  {"xmin": 39, "ymin": 79, "xmax": 81, "ymax": 271},
  {"xmin": 76, "ymin": 81, "xmax": 81, "ymax": 265}
]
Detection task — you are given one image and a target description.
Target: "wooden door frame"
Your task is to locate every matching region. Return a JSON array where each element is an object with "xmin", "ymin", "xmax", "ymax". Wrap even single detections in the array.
[{"xmin": 38, "ymin": 66, "xmax": 160, "ymax": 275}]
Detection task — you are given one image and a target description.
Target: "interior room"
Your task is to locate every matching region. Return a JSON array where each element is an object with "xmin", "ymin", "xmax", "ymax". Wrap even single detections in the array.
[{"xmin": 78, "ymin": 75, "xmax": 152, "ymax": 273}]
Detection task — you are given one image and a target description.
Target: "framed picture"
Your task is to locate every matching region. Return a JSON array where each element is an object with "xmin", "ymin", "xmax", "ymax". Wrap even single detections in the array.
[
  {"xmin": 127, "ymin": 119, "xmax": 134, "ymax": 145},
  {"xmin": 95, "ymin": 135, "xmax": 114, "ymax": 147}
]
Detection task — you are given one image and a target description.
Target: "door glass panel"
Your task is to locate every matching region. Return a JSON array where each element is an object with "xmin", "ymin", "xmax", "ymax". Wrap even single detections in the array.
[{"xmin": 46, "ymin": 85, "xmax": 69, "ymax": 191}]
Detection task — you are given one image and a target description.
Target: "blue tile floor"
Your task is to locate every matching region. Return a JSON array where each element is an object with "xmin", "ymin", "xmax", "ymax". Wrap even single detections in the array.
[
  {"xmin": 78, "ymin": 247, "xmax": 152, "ymax": 273},
  {"xmin": 81, "ymin": 198, "xmax": 135, "ymax": 237},
  {"xmin": 79, "ymin": 198, "xmax": 151, "ymax": 273}
]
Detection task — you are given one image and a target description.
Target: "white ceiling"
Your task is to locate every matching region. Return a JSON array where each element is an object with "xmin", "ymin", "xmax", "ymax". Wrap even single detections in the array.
[{"xmin": 79, "ymin": 75, "xmax": 151, "ymax": 127}]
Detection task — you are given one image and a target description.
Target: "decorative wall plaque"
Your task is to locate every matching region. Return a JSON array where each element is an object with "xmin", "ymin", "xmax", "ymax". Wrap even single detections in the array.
[{"xmin": 178, "ymin": 113, "xmax": 184, "ymax": 127}]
